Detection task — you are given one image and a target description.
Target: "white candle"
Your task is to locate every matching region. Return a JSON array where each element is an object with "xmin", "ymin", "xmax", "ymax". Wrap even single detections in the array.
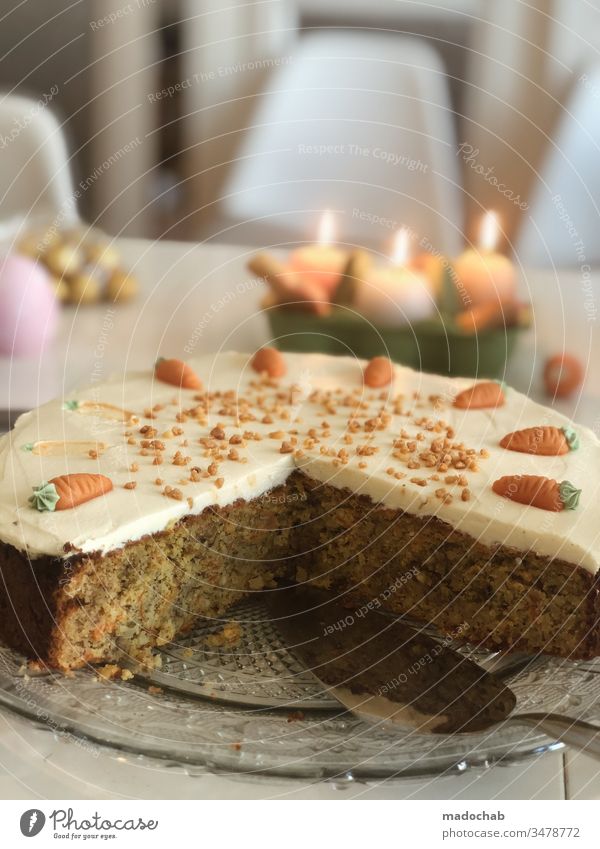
[
  {"xmin": 356, "ymin": 229, "xmax": 433, "ymax": 326},
  {"xmin": 288, "ymin": 210, "xmax": 347, "ymax": 296},
  {"xmin": 453, "ymin": 212, "xmax": 517, "ymax": 308}
]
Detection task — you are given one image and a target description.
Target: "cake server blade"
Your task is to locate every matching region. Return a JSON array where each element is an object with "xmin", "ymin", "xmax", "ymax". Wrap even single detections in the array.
[
  {"xmin": 266, "ymin": 586, "xmax": 515, "ymax": 734},
  {"xmin": 268, "ymin": 588, "xmax": 600, "ymax": 757}
]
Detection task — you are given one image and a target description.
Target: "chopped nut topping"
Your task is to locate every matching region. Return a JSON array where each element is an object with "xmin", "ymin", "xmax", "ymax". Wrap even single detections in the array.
[
  {"xmin": 356, "ymin": 444, "xmax": 378, "ymax": 456},
  {"xmin": 172, "ymin": 451, "xmax": 191, "ymax": 466},
  {"xmin": 280, "ymin": 441, "xmax": 294, "ymax": 454},
  {"xmin": 124, "ymin": 481, "xmax": 137, "ymax": 490},
  {"xmin": 164, "ymin": 486, "xmax": 183, "ymax": 500},
  {"xmin": 139, "ymin": 425, "xmax": 157, "ymax": 436}
]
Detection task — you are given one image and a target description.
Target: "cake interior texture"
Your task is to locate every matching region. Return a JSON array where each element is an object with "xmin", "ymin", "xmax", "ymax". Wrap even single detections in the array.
[{"xmin": 0, "ymin": 470, "xmax": 597, "ymax": 670}]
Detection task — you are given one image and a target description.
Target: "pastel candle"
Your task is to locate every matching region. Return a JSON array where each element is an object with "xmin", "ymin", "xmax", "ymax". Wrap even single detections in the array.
[
  {"xmin": 356, "ymin": 229, "xmax": 433, "ymax": 326},
  {"xmin": 453, "ymin": 212, "xmax": 517, "ymax": 308},
  {"xmin": 288, "ymin": 210, "xmax": 347, "ymax": 296}
]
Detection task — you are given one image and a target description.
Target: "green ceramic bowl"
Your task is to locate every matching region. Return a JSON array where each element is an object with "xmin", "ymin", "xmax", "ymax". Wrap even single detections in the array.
[{"xmin": 266, "ymin": 307, "xmax": 523, "ymax": 379}]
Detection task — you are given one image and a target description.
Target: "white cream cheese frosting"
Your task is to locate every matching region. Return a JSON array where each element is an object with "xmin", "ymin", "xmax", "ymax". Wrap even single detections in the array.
[{"xmin": 0, "ymin": 351, "xmax": 598, "ymax": 574}]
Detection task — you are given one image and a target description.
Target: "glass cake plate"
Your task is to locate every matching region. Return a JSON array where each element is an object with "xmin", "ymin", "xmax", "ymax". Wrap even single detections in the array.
[{"xmin": 0, "ymin": 598, "xmax": 599, "ymax": 782}]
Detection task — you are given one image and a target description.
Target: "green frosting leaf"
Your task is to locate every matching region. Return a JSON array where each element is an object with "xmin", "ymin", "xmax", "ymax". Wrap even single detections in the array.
[
  {"xmin": 562, "ymin": 426, "xmax": 580, "ymax": 451},
  {"xmin": 28, "ymin": 482, "xmax": 59, "ymax": 512},
  {"xmin": 21, "ymin": 443, "xmax": 34, "ymax": 452},
  {"xmin": 559, "ymin": 480, "xmax": 581, "ymax": 511},
  {"xmin": 63, "ymin": 400, "xmax": 79, "ymax": 411}
]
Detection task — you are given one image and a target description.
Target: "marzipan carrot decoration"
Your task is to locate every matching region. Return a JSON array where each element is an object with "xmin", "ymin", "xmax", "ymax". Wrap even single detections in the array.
[
  {"xmin": 251, "ymin": 347, "xmax": 286, "ymax": 377},
  {"xmin": 492, "ymin": 475, "xmax": 581, "ymax": 512},
  {"xmin": 499, "ymin": 425, "xmax": 579, "ymax": 456},
  {"xmin": 453, "ymin": 381, "xmax": 505, "ymax": 409},
  {"xmin": 21, "ymin": 440, "xmax": 108, "ymax": 457},
  {"xmin": 29, "ymin": 473, "xmax": 113, "ymax": 512},
  {"xmin": 63, "ymin": 400, "xmax": 137, "ymax": 423},
  {"xmin": 544, "ymin": 353, "xmax": 583, "ymax": 399},
  {"xmin": 364, "ymin": 356, "xmax": 395, "ymax": 388},
  {"xmin": 155, "ymin": 358, "xmax": 202, "ymax": 390}
]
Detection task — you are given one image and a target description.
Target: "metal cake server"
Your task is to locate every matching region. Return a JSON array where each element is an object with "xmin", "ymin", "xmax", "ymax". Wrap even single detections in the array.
[{"xmin": 268, "ymin": 587, "xmax": 600, "ymax": 758}]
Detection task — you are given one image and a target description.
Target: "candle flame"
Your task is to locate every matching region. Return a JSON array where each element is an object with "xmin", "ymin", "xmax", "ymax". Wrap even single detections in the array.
[
  {"xmin": 391, "ymin": 228, "xmax": 410, "ymax": 265},
  {"xmin": 480, "ymin": 210, "xmax": 500, "ymax": 252},
  {"xmin": 318, "ymin": 210, "xmax": 335, "ymax": 246}
]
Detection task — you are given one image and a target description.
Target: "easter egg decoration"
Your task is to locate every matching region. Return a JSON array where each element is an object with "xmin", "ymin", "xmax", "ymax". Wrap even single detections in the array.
[{"xmin": 0, "ymin": 254, "xmax": 59, "ymax": 357}]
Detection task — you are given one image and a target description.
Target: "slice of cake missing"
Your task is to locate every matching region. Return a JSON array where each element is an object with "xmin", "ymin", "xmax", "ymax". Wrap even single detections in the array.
[{"xmin": 0, "ymin": 350, "xmax": 597, "ymax": 670}]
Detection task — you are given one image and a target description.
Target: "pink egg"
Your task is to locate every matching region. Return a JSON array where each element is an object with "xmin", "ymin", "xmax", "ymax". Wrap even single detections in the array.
[{"xmin": 0, "ymin": 254, "xmax": 59, "ymax": 357}]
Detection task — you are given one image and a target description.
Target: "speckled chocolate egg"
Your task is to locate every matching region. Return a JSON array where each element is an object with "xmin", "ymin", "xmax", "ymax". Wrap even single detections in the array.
[{"xmin": 0, "ymin": 254, "xmax": 59, "ymax": 356}]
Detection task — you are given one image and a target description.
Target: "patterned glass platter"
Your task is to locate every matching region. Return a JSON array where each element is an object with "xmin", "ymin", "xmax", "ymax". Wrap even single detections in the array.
[{"xmin": 0, "ymin": 598, "xmax": 599, "ymax": 781}]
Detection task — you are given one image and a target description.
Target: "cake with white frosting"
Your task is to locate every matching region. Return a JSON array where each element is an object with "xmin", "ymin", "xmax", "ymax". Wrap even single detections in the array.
[{"xmin": 0, "ymin": 349, "xmax": 597, "ymax": 670}]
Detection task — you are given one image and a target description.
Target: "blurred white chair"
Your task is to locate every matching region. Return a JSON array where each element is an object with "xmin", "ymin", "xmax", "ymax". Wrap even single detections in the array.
[
  {"xmin": 220, "ymin": 31, "xmax": 462, "ymax": 253},
  {"xmin": 516, "ymin": 67, "xmax": 600, "ymax": 267},
  {"xmin": 0, "ymin": 93, "xmax": 76, "ymax": 237}
]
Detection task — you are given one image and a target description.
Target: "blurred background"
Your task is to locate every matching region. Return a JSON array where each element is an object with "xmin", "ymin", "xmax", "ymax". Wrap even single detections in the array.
[
  {"xmin": 1, "ymin": 0, "xmax": 600, "ymax": 415},
  {"xmin": 1, "ymin": 0, "xmax": 599, "ymax": 265}
]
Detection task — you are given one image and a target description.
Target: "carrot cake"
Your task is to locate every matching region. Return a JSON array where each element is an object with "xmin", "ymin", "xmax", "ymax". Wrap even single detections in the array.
[{"xmin": 0, "ymin": 349, "xmax": 597, "ymax": 670}]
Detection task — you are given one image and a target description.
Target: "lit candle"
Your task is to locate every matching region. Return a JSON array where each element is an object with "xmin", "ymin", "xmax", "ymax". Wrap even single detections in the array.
[
  {"xmin": 356, "ymin": 228, "xmax": 433, "ymax": 326},
  {"xmin": 453, "ymin": 212, "xmax": 517, "ymax": 308},
  {"xmin": 288, "ymin": 210, "xmax": 348, "ymax": 296}
]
